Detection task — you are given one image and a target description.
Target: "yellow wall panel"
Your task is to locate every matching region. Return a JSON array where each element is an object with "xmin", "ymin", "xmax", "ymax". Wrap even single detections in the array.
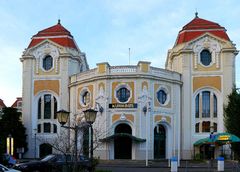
[
  {"xmin": 111, "ymin": 82, "xmax": 135, "ymax": 103},
  {"xmin": 193, "ymin": 76, "xmax": 221, "ymax": 92},
  {"xmin": 77, "ymin": 85, "xmax": 94, "ymax": 109},
  {"xmin": 34, "ymin": 80, "xmax": 59, "ymax": 95}
]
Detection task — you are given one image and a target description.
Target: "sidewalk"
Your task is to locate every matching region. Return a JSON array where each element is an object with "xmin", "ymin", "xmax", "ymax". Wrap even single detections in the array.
[{"xmin": 97, "ymin": 159, "xmax": 240, "ymax": 170}]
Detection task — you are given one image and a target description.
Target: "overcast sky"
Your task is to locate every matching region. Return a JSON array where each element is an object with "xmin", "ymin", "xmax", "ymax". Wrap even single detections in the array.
[{"xmin": 0, "ymin": 0, "xmax": 240, "ymax": 106}]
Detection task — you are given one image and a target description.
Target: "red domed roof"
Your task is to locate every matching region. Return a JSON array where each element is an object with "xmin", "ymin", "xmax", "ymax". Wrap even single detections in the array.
[
  {"xmin": 28, "ymin": 20, "xmax": 78, "ymax": 49},
  {"xmin": 175, "ymin": 14, "xmax": 230, "ymax": 45}
]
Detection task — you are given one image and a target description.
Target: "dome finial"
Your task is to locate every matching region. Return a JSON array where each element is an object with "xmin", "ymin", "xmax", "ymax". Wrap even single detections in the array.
[
  {"xmin": 195, "ymin": 9, "xmax": 198, "ymax": 18},
  {"xmin": 58, "ymin": 19, "xmax": 61, "ymax": 24}
]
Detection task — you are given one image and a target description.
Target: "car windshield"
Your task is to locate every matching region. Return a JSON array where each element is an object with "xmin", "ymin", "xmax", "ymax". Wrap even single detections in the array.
[{"xmin": 41, "ymin": 155, "xmax": 55, "ymax": 162}]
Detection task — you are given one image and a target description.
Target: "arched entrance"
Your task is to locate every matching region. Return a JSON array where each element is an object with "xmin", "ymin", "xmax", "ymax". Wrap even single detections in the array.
[
  {"xmin": 39, "ymin": 143, "xmax": 52, "ymax": 158},
  {"xmin": 114, "ymin": 123, "xmax": 132, "ymax": 159},
  {"xmin": 154, "ymin": 124, "xmax": 166, "ymax": 159}
]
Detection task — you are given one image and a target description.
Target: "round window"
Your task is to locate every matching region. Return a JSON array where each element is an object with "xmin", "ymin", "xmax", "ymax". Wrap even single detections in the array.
[
  {"xmin": 157, "ymin": 89, "xmax": 167, "ymax": 105},
  {"xmin": 82, "ymin": 91, "xmax": 90, "ymax": 106},
  {"xmin": 116, "ymin": 87, "xmax": 130, "ymax": 103},
  {"xmin": 200, "ymin": 49, "xmax": 212, "ymax": 66},
  {"xmin": 43, "ymin": 55, "xmax": 53, "ymax": 71}
]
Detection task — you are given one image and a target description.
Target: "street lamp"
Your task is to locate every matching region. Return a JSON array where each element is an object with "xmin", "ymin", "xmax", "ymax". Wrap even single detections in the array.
[
  {"xmin": 57, "ymin": 109, "xmax": 79, "ymax": 171},
  {"xmin": 143, "ymin": 106, "xmax": 148, "ymax": 167},
  {"xmin": 83, "ymin": 109, "xmax": 97, "ymax": 172},
  {"xmin": 33, "ymin": 128, "xmax": 37, "ymax": 159},
  {"xmin": 210, "ymin": 125, "xmax": 215, "ymax": 168},
  {"xmin": 57, "ymin": 109, "xmax": 97, "ymax": 172}
]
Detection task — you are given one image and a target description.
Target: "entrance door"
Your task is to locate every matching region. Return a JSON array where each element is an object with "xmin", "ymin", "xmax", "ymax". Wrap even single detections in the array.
[
  {"xmin": 114, "ymin": 123, "xmax": 132, "ymax": 159},
  {"xmin": 200, "ymin": 145, "xmax": 215, "ymax": 159},
  {"xmin": 39, "ymin": 143, "xmax": 52, "ymax": 158},
  {"xmin": 154, "ymin": 124, "xmax": 166, "ymax": 159}
]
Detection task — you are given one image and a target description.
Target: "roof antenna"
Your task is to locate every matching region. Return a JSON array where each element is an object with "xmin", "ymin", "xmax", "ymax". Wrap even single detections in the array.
[
  {"xmin": 195, "ymin": 9, "xmax": 198, "ymax": 18},
  {"xmin": 128, "ymin": 48, "xmax": 131, "ymax": 65}
]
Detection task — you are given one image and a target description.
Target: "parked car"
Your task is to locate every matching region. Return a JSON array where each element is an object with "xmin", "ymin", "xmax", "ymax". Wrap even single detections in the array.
[
  {"xmin": 0, "ymin": 164, "xmax": 20, "ymax": 172},
  {"xmin": 13, "ymin": 154, "xmax": 90, "ymax": 172},
  {"xmin": 1, "ymin": 154, "xmax": 16, "ymax": 168}
]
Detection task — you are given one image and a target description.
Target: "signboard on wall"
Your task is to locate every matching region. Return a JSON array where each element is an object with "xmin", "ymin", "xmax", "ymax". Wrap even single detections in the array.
[{"xmin": 109, "ymin": 103, "xmax": 138, "ymax": 108}]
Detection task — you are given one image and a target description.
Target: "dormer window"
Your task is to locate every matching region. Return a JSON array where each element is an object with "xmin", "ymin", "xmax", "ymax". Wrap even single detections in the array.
[
  {"xmin": 43, "ymin": 55, "xmax": 53, "ymax": 71},
  {"xmin": 200, "ymin": 49, "xmax": 211, "ymax": 66}
]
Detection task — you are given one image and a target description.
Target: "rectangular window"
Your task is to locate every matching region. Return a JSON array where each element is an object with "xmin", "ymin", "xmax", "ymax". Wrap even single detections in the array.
[
  {"xmin": 195, "ymin": 123, "xmax": 199, "ymax": 133},
  {"xmin": 195, "ymin": 95, "xmax": 199, "ymax": 118},
  {"xmin": 38, "ymin": 98, "xmax": 41, "ymax": 119},
  {"xmin": 37, "ymin": 124, "xmax": 41, "ymax": 133},
  {"xmin": 213, "ymin": 95, "xmax": 217, "ymax": 117},
  {"xmin": 214, "ymin": 123, "xmax": 217, "ymax": 132},
  {"xmin": 54, "ymin": 97, "xmax": 57, "ymax": 119},
  {"xmin": 44, "ymin": 123, "xmax": 51, "ymax": 133},
  {"xmin": 202, "ymin": 121, "xmax": 210, "ymax": 132},
  {"xmin": 44, "ymin": 95, "xmax": 51, "ymax": 119},
  {"xmin": 202, "ymin": 91, "xmax": 210, "ymax": 118}
]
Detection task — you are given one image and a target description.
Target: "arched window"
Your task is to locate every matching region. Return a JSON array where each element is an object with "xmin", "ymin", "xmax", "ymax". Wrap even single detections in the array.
[
  {"xmin": 44, "ymin": 94, "xmax": 51, "ymax": 119},
  {"xmin": 200, "ymin": 49, "xmax": 211, "ymax": 66},
  {"xmin": 202, "ymin": 91, "xmax": 210, "ymax": 118},
  {"xmin": 38, "ymin": 94, "xmax": 57, "ymax": 120},
  {"xmin": 43, "ymin": 55, "xmax": 53, "ymax": 71},
  {"xmin": 194, "ymin": 90, "xmax": 218, "ymax": 133}
]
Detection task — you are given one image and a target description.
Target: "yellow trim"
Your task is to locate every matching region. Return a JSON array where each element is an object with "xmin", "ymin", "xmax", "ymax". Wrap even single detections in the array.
[
  {"xmin": 112, "ymin": 114, "xmax": 134, "ymax": 123},
  {"xmin": 193, "ymin": 76, "xmax": 221, "ymax": 92},
  {"xmin": 98, "ymin": 64, "xmax": 106, "ymax": 74},
  {"xmin": 142, "ymin": 81, "xmax": 148, "ymax": 90},
  {"xmin": 111, "ymin": 82, "xmax": 135, "ymax": 103},
  {"xmin": 98, "ymin": 82, "xmax": 105, "ymax": 91},
  {"xmin": 194, "ymin": 63, "xmax": 220, "ymax": 71},
  {"xmin": 154, "ymin": 115, "xmax": 171, "ymax": 124},
  {"xmin": 154, "ymin": 84, "xmax": 171, "ymax": 108},
  {"xmin": 112, "ymin": 114, "xmax": 120, "ymax": 123},
  {"xmin": 34, "ymin": 80, "xmax": 59, "ymax": 95},
  {"xmin": 77, "ymin": 85, "xmax": 94, "ymax": 109},
  {"xmin": 35, "ymin": 59, "xmax": 59, "ymax": 75}
]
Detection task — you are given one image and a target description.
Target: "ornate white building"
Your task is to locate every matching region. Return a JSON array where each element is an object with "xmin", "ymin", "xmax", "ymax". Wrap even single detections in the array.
[{"xmin": 21, "ymin": 14, "xmax": 238, "ymax": 160}]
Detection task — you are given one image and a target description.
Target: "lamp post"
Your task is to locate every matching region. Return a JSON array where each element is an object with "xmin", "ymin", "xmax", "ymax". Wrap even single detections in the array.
[
  {"xmin": 210, "ymin": 125, "xmax": 215, "ymax": 168},
  {"xmin": 57, "ymin": 109, "xmax": 97, "ymax": 172},
  {"xmin": 83, "ymin": 109, "xmax": 97, "ymax": 172},
  {"xmin": 56, "ymin": 109, "xmax": 78, "ymax": 171},
  {"xmin": 143, "ymin": 106, "xmax": 148, "ymax": 167},
  {"xmin": 33, "ymin": 128, "xmax": 37, "ymax": 159}
]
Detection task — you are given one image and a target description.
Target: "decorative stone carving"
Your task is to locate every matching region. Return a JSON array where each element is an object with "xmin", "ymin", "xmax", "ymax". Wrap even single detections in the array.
[{"xmin": 192, "ymin": 36, "xmax": 221, "ymax": 67}]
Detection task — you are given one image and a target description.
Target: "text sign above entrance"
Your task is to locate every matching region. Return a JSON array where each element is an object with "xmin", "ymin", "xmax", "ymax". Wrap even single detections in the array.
[
  {"xmin": 109, "ymin": 103, "xmax": 138, "ymax": 108},
  {"xmin": 218, "ymin": 135, "xmax": 230, "ymax": 141}
]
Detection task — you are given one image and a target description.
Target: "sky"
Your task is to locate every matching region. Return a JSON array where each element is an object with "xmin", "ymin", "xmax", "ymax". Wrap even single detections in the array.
[{"xmin": 0, "ymin": 0, "xmax": 240, "ymax": 106}]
